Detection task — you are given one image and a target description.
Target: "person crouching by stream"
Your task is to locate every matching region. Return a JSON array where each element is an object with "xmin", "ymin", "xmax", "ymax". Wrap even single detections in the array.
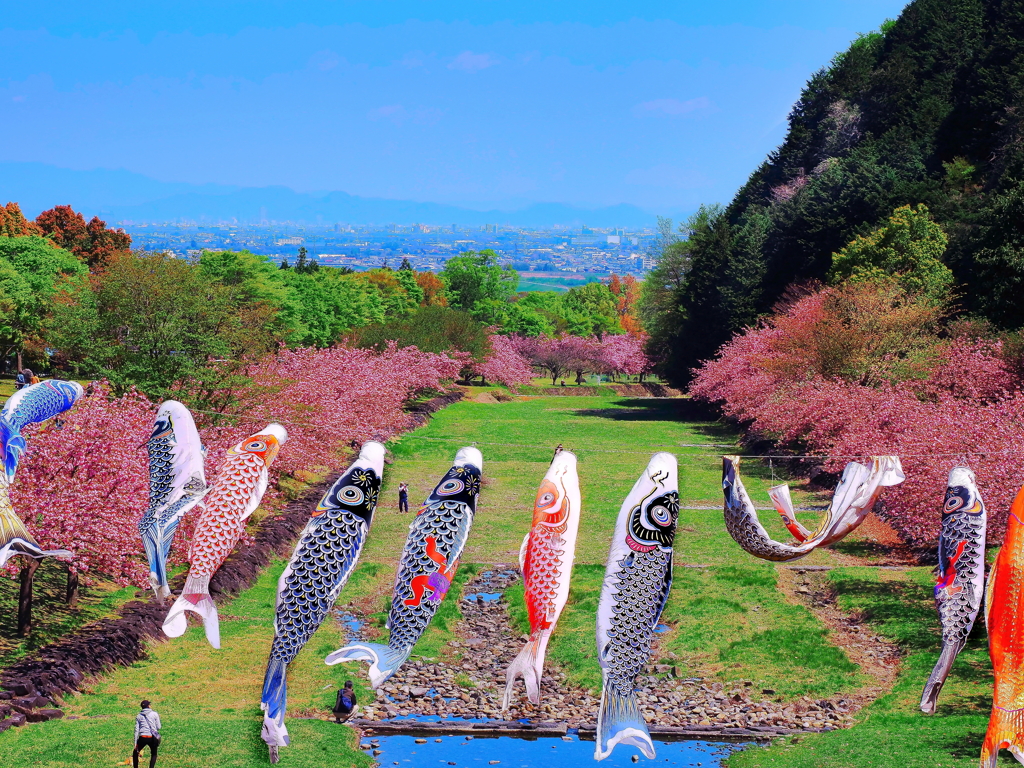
[
  {"xmin": 333, "ymin": 681, "xmax": 357, "ymax": 723},
  {"xmin": 132, "ymin": 700, "xmax": 161, "ymax": 768}
]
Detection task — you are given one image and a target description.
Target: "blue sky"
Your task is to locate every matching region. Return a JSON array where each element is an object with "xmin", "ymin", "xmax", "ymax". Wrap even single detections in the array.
[{"xmin": 0, "ymin": 1, "xmax": 910, "ymax": 215}]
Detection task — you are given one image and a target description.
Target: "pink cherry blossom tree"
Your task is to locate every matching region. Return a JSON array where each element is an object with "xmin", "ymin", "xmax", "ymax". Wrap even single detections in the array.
[
  {"xmin": 7, "ymin": 343, "xmax": 463, "ymax": 632},
  {"xmin": 691, "ymin": 283, "xmax": 1024, "ymax": 546}
]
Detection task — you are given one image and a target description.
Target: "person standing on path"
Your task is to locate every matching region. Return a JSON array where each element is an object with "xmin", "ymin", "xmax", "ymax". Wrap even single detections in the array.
[
  {"xmin": 333, "ymin": 681, "xmax": 358, "ymax": 723},
  {"xmin": 132, "ymin": 700, "xmax": 161, "ymax": 768},
  {"xmin": 398, "ymin": 482, "xmax": 409, "ymax": 514}
]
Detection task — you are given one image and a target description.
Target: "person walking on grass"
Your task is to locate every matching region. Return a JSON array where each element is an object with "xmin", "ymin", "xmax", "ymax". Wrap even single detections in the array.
[
  {"xmin": 333, "ymin": 681, "xmax": 357, "ymax": 723},
  {"xmin": 398, "ymin": 482, "xmax": 409, "ymax": 514},
  {"xmin": 132, "ymin": 700, "xmax": 161, "ymax": 768}
]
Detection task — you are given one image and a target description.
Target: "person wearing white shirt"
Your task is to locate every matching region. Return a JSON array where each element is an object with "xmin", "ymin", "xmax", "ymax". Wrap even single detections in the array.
[{"xmin": 132, "ymin": 700, "xmax": 161, "ymax": 768}]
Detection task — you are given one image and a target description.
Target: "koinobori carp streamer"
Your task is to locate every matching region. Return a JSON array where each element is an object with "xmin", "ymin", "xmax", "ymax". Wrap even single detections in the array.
[
  {"xmin": 920, "ymin": 466, "xmax": 986, "ymax": 715},
  {"xmin": 260, "ymin": 442, "xmax": 385, "ymax": 757},
  {"xmin": 163, "ymin": 423, "xmax": 287, "ymax": 648},
  {"xmin": 139, "ymin": 400, "xmax": 208, "ymax": 601},
  {"xmin": 326, "ymin": 446, "xmax": 482, "ymax": 687},
  {"xmin": 595, "ymin": 452, "xmax": 679, "ymax": 761},
  {"xmin": 721, "ymin": 454, "xmax": 904, "ymax": 562},
  {"xmin": 981, "ymin": 480, "xmax": 1024, "ymax": 766},
  {"xmin": 503, "ymin": 448, "xmax": 582, "ymax": 710}
]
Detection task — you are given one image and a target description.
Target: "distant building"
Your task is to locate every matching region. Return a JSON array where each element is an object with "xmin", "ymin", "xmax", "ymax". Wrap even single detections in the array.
[{"xmin": 275, "ymin": 236, "xmax": 303, "ymax": 246}]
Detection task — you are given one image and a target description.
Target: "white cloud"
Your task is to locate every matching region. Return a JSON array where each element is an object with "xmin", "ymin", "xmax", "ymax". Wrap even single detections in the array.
[
  {"xmin": 447, "ymin": 51, "xmax": 498, "ymax": 73},
  {"xmin": 367, "ymin": 104, "xmax": 406, "ymax": 122},
  {"xmin": 633, "ymin": 97, "xmax": 712, "ymax": 117}
]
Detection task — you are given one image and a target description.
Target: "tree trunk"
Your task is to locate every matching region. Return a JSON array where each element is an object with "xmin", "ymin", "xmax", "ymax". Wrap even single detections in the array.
[
  {"xmin": 66, "ymin": 568, "xmax": 79, "ymax": 608},
  {"xmin": 16, "ymin": 349, "xmax": 22, "ymax": 374},
  {"xmin": 17, "ymin": 558, "xmax": 39, "ymax": 637}
]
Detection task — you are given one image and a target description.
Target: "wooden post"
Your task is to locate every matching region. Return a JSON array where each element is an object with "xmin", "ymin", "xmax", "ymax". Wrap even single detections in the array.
[{"xmin": 17, "ymin": 558, "xmax": 39, "ymax": 637}]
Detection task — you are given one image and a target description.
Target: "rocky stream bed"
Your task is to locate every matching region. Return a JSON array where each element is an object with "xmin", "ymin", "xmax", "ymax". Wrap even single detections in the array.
[{"xmin": 345, "ymin": 568, "xmax": 858, "ymax": 734}]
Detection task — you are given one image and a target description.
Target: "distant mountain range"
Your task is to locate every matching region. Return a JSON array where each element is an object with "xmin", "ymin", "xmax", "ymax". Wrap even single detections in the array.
[{"xmin": 0, "ymin": 162, "xmax": 664, "ymax": 228}]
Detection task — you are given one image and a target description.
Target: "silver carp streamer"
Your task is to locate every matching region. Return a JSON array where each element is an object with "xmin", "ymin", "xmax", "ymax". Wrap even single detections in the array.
[
  {"xmin": 722, "ymin": 455, "xmax": 904, "ymax": 563},
  {"xmin": 920, "ymin": 465, "xmax": 986, "ymax": 714},
  {"xmin": 595, "ymin": 452, "xmax": 679, "ymax": 761},
  {"xmin": 138, "ymin": 400, "xmax": 208, "ymax": 601}
]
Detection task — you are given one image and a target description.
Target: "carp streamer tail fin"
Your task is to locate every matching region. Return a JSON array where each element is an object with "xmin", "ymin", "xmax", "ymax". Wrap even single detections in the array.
[
  {"xmin": 502, "ymin": 632, "xmax": 551, "ymax": 709},
  {"xmin": 0, "ymin": 417, "xmax": 25, "ymax": 480},
  {"xmin": 325, "ymin": 642, "xmax": 409, "ymax": 689},
  {"xmin": 259, "ymin": 657, "xmax": 291, "ymax": 748},
  {"xmin": 595, "ymin": 676, "xmax": 654, "ymax": 761},
  {"xmin": 141, "ymin": 531, "xmax": 169, "ymax": 600},
  {"xmin": 980, "ymin": 706, "xmax": 1024, "ymax": 766},
  {"xmin": 920, "ymin": 639, "xmax": 966, "ymax": 714},
  {"xmin": 162, "ymin": 590, "xmax": 221, "ymax": 649}
]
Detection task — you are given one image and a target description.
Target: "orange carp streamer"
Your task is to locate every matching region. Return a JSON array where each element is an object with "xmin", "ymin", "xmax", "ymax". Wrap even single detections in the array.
[
  {"xmin": 162, "ymin": 424, "xmax": 287, "ymax": 648},
  {"xmin": 502, "ymin": 449, "xmax": 582, "ymax": 709},
  {"xmin": 982, "ymin": 483, "xmax": 1024, "ymax": 766}
]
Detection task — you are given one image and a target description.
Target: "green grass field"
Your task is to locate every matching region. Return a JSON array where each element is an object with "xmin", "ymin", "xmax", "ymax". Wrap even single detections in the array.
[
  {"xmin": 727, "ymin": 567, "xmax": 995, "ymax": 768},
  {"xmin": 0, "ymin": 389, "xmax": 993, "ymax": 767}
]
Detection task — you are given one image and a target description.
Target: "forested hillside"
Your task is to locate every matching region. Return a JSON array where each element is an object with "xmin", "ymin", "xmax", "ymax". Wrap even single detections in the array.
[{"xmin": 658, "ymin": 0, "xmax": 1024, "ymax": 383}]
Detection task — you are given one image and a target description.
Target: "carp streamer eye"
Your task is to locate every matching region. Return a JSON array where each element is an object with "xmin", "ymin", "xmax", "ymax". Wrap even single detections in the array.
[
  {"xmin": 339, "ymin": 485, "xmax": 365, "ymax": 505},
  {"xmin": 649, "ymin": 504, "xmax": 672, "ymax": 527},
  {"xmin": 438, "ymin": 478, "xmax": 465, "ymax": 495},
  {"xmin": 944, "ymin": 491, "xmax": 967, "ymax": 513},
  {"xmin": 537, "ymin": 491, "xmax": 556, "ymax": 508},
  {"xmin": 245, "ymin": 440, "xmax": 267, "ymax": 452}
]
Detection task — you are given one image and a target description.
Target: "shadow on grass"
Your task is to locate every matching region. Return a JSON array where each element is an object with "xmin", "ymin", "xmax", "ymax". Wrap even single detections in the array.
[
  {"xmin": 0, "ymin": 559, "xmax": 136, "ymax": 668},
  {"xmin": 832, "ymin": 540, "xmax": 905, "ymax": 561},
  {"xmin": 573, "ymin": 398, "xmax": 738, "ymax": 446},
  {"xmin": 932, "ymin": 728, "xmax": 990, "ymax": 760}
]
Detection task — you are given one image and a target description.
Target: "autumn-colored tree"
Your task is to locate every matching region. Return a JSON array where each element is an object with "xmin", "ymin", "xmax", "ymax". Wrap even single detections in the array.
[
  {"xmin": 0, "ymin": 202, "xmax": 42, "ymax": 237},
  {"xmin": 360, "ymin": 268, "xmax": 419, "ymax": 317},
  {"xmin": 36, "ymin": 205, "xmax": 131, "ymax": 268},
  {"xmin": 606, "ymin": 273, "xmax": 642, "ymax": 334},
  {"xmin": 415, "ymin": 270, "xmax": 448, "ymax": 306}
]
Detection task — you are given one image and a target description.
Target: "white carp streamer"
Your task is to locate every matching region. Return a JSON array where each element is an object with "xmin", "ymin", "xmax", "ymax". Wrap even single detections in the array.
[{"xmin": 722, "ymin": 455, "xmax": 904, "ymax": 562}]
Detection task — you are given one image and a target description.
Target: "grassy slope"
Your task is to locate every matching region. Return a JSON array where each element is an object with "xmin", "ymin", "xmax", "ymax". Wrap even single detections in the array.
[
  {"xmin": 374, "ymin": 393, "xmax": 864, "ymax": 698},
  {"xmin": 0, "ymin": 562, "xmax": 136, "ymax": 666},
  {"xmin": 0, "ymin": 391, "xmax": 936, "ymax": 767},
  {"xmin": 726, "ymin": 567, "xmax": 997, "ymax": 768}
]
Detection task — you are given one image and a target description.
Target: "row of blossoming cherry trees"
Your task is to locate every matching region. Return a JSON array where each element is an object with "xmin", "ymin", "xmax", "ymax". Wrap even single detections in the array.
[{"xmin": 6, "ymin": 330, "xmax": 650, "ymax": 622}]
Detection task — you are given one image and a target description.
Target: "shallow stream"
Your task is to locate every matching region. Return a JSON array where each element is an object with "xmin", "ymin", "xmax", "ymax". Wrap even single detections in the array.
[{"xmin": 363, "ymin": 733, "xmax": 747, "ymax": 767}]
